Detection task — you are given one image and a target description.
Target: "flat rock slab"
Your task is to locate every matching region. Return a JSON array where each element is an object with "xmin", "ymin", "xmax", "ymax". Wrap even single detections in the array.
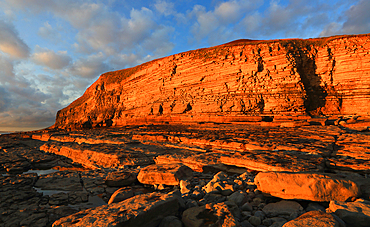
[
  {"xmin": 34, "ymin": 171, "xmax": 83, "ymax": 191},
  {"xmin": 155, "ymin": 152, "xmax": 224, "ymax": 172},
  {"xmin": 328, "ymin": 199, "xmax": 370, "ymax": 227},
  {"xmin": 282, "ymin": 211, "xmax": 342, "ymax": 227},
  {"xmin": 255, "ymin": 172, "xmax": 360, "ymax": 202},
  {"xmin": 182, "ymin": 202, "xmax": 239, "ymax": 227},
  {"xmin": 138, "ymin": 163, "xmax": 193, "ymax": 185},
  {"xmin": 220, "ymin": 151, "xmax": 325, "ymax": 172},
  {"xmin": 41, "ymin": 142, "xmax": 154, "ymax": 169},
  {"xmin": 52, "ymin": 192, "xmax": 179, "ymax": 227},
  {"xmin": 327, "ymin": 133, "xmax": 370, "ymax": 172}
]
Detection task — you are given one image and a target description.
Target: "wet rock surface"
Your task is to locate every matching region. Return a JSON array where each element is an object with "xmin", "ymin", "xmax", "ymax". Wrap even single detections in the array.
[{"xmin": 0, "ymin": 122, "xmax": 369, "ymax": 226}]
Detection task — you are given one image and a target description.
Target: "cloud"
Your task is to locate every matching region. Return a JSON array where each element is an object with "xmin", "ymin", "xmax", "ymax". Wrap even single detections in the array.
[
  {"xmin": 0, "ymin": 20, "xmax": 30, "ymax": 59},
  {"xmin": 32, "ymin": 47, "xmax": 72, "ymax": 69},
  {"xmin": 154, "ymin": 0, "xmax": 175, "ymax": 16},
  {"xmin": 189, "ymin": 1, "xmax": 262, "ymax": 44},
  {"xmin": 319, "ymin": 0, "xmax": 370, "ymax": 37},
  {"xmin": 67, "ymin": 53, "xmax": 109, "ymax": 79},
  {"xmin": 0, "ymin": 86, "xmax": 10, "ymax": 112},
  {"xmin": 38, "ymin": 21, "xmax": 62, "ymax": 42}
]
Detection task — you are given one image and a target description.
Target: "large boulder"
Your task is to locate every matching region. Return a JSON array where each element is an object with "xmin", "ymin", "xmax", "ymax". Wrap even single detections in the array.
[
  {"xmin": 328, "ymin": 199, "xmax": 370, "ymax": 227},
  {"xmin": 137, "ymin": 163, "xmax": 193, "ymax": 186},
  {"xmin": 282, "ymin": 211, "xmax": 343, "ymax": 227},
  {"xmin": 255, "ymin": 172, "xmax": 360, "ymax": 202},
  {"xmin": 52, "ymin": 192, "xmax": 180, "ymax": 227}
]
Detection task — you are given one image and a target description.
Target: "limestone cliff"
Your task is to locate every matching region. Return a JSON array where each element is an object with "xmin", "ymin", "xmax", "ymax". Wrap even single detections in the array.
[{"xmin": 53, "ymin": 34, "xmax": 370, "ymax": 129}]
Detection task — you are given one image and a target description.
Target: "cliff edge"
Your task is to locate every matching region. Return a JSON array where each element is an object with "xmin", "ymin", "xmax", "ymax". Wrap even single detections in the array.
[{"xmin": 53, "ymin": 34, "xmax": 370, "ymax": 129}]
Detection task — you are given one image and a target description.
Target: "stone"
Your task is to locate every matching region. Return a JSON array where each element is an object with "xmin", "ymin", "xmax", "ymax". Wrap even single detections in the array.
[
  {"xmin": 137, "ymin": 163, "xmax": 193, "ymax": 186},
  {"xmin": 255, "ymin": 172, "xmax": 360, "ymax": 202},
  {"xmin": 49, "ymin": 192, "xmax": 69, "ymax": 206},
  {"xmin": 40, "ymin": 142, "xmax": 153, "ymax": 169},
  {"xmin": 68, "ymin": 191, "xmax": 89, "ymax": 204},
  {"xmin": 227, "ymin": 190, "xmax": 247, "ymax": 206},
  {"xmin": 241, "ymin": 202, "xmax": 253, "ymax": 211},
  {"xmin": 248, "ymin": 216, "xmax": 261, "ymax": 226},
  {"xmin": 159, "ymin": 216, "xmax": 182, "ymax": 227},
  {"xmin": 182, "ymin": 202, "xmax": 240, "ymax": 227},
  {"xmin": 306, "ymin": 202, "xmax": 326, "ymax": 212},
  {"xmin": 220, "ymin": 150, "xmax": 325, "ymax": 172},
  {"xmin": 180, "ymin": 180, "xmax": 191, "ymax": 194},
  {"xmin": 282, "ymin": 211, "xmax": 342, "ymax": 227},
  {"xmin": 262, "ymin": 201, "xmax": 304, "ymax": 218},
  {"xmin": 107, "ymin": 187, "xmax": 134, "ymax": 204},
  {"xmin": 328, "ymin": 199, "xmax": 370, "ymax": 227},
  {"xmin": 240, "ymin": 220, "xmax": 254, "ymax": 227},
  {"xmin": 52, "ymin": 192, "xmax": 180, "ymax": 227},
  {"xmin": 105, "ymin": 171, "xmax": 136, "ymax": 187},
  {"xmin": 203, "ymin": 171, "xmax": 234, "ymax": 195}
]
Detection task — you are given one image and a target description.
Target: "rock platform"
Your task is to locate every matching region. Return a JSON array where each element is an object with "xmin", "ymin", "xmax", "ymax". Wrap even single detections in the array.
[{"xmin": 1, "ymin": 120, "xmax": 370, "ymax": 226}]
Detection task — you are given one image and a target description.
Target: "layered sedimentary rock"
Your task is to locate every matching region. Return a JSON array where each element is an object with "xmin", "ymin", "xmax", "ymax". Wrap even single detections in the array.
[{"xmin": 53, "ymin": 34, "xmax": 370, "ymax": 129}]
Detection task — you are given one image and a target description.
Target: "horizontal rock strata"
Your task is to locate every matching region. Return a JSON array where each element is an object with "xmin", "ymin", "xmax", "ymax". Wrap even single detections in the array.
[{"xmin": 52, "ymin": 34, "xmax": 370, "ymax": 129}]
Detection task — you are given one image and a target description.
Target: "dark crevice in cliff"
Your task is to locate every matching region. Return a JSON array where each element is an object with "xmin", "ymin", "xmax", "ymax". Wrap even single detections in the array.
[
  {"xmin": 183, "ymin": 103, "xmax": 192, "ymax": 113},
  {"xmin": 283, "ymin": 40, "xmax": 328, "ymax": 115}
]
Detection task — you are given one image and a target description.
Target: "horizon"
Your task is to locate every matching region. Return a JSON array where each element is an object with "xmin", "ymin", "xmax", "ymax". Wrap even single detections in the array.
[{"xmin": 0, "ymin": 0, "xmax": 370, "ymax": 131}]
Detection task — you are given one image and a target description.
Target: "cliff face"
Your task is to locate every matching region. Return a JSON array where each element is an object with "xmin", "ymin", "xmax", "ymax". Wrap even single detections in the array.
[{"xmin": 53, "ymin": 34, "xmax": 370, "ymax": 129}]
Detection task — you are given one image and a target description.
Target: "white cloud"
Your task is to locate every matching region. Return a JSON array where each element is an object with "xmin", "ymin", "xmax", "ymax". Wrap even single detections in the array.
[
  {"xmin": 38, "ymin": 21, "xmax": 62, "ymax": 42},
  {"xmin": 215, "ymin": 1, "xmax": 243, "ymax": 24},
  {"xmin": 189, "ymin": 1, "xmax": 261, "ymax": 44},
  {"xmin": 155, "ymin": 0, "xmax": 175, "ymax": 16},
  {"xmin": 0, "ymin": 20, "xmax": 30, "ymax": 59},
  {"xmin": 68, "ymin": 53, "xmax": 109, "ymax": 78},
  {"xmin": 32, "ymin": 47, "xmax": 72, "ymax": 69}
]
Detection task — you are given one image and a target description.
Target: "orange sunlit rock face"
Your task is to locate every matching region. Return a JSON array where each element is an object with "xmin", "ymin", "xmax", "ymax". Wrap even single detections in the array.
[{"xmin": 53, "ymin": 34, "xmax": 370, "ymax": 129}]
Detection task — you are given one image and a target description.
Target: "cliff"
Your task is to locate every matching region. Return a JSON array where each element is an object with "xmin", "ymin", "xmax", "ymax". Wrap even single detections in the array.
[{"xmin": 53, "ymin": 34, "xmax": 370, "ymax": 129}]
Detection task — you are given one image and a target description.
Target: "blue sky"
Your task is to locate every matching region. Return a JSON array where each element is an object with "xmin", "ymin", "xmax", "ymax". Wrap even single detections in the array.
[{"xmin": 0, "ymin": 0, "xmax": 369, "ymax": 131}]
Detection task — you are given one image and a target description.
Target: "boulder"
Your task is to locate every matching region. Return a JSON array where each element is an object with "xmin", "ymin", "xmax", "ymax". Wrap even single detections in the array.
[
  {"xmin": 137, "ymin": 163, "xmax": 193, "ymax": 186},
  {"xmin": 105, "ymin": 171, "xmax": 136, "ymax": 187},
  {"xmin": 52, "ymin": 192, "xmax": 180, "ymax": 227},
  {"xmin": 227, "ymin": 191, "xmax": 247, "ymax": 206},
  {"xmin": 282, "ymin": 211, "xmax": 343, "ymax": 227},
  {"xmin": 182, "ymin": 202, "xmax": 239, "ymax": 227},
  {"xmin": 255, "ymin": 172, "xmax": 360, "ymax": 202},
  {"xmin": 328, "ymin": 199, "xmax": 370, "ymax": 227},
  {"xmin": 203, "ymin": 171, "xmax": 234, "ymax": 195},
  {"xmin": 159, "ymin": 216, "xmax": 182, "ymax": 227}
]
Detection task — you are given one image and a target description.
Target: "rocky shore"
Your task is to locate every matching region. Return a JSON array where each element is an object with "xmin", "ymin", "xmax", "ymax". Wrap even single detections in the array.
[{"xmin": 1, "ymin": 117, "xmax": 370, "ymax": 226}]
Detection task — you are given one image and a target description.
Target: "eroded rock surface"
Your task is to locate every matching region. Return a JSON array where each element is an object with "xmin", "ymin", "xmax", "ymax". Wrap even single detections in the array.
[
  {"xmin": 137, "ymin": 163, "xmax": 193, "ymax": 186},
  {"xmin": 255, "ymin": 172, "xmax": 360, "ymax": 202},
  {"xmin": 1, "ymin": 104, "xmax": 370, "ymax": 227},
  {"xmin": 328, "ymin": 199, "xmax": 370, "ymax": 227},
  {"xmin": 52, "ymin": 192, "xmax": 179, "ymax": 227}
]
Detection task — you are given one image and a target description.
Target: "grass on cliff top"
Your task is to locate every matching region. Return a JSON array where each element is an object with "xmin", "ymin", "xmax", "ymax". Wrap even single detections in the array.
[{"xmin": 220, "ymin": 33, "xmax": 370, "ymax": 48}]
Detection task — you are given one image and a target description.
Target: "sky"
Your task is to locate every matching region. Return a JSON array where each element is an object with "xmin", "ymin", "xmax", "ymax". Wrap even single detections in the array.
[{"xmin": 0, "ymin": 0, "xmax": 369, "ymax": 131}]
